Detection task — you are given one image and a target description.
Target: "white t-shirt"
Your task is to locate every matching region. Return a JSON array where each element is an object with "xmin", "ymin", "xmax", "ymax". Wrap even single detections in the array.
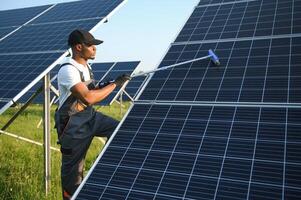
[{"xmin": 57, "ymin": 58, "xmax": 92, "ymax": 109}]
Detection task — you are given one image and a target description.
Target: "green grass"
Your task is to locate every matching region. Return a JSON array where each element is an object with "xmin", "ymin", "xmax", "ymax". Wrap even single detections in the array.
[{"xmin": 0, "ymin": 102, "xmax": 131, "ymax": 200}]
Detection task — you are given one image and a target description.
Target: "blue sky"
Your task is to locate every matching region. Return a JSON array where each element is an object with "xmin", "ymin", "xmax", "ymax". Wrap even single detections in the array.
[{"xmin": 1, "ymin": 0, "xmax": 198, "ymax": 72}]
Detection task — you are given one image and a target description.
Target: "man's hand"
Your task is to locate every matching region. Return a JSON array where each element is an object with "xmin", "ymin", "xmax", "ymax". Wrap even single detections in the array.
[{"xmin": 114, "ymin": 74, "xmax": 131, "ymax": 87}]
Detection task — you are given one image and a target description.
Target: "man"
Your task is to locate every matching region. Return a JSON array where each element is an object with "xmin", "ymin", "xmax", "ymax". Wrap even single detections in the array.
[{"xmin": 54, "ymin": 29, "xmax": 130, "ymax": 199}]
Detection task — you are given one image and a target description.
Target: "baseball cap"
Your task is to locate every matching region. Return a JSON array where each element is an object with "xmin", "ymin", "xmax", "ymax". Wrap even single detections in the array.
[{"xmin": 68, "ymin": 29, "xmax": 103, "ymax": 46}]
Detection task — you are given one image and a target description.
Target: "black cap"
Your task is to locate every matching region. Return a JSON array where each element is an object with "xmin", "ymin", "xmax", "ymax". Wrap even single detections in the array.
[{"xmin": 68, "ymin": 29, "xmax": 103, "ymax": 46}]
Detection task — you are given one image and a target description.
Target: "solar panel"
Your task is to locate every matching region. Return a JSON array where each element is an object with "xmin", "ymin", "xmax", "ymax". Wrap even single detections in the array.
[
  {"xmin": 0, "ymin": 27, "xmax": 16, "ymax": 39},
  {"xmin": 17, "ymin": 65, "xmax": 61, "ymax": 104},
  {"xmin": 0, "ymin": 19, "xmax": 101, "ymax": 53},
  {"xmin": 30, "ymin": 0, "xmax": 123, "ymax": 24},
  {"xmin": 0, "ymin": 5, "xmax": 51, "ymax": 28},
  {"xmin": 0, "ymin": 0, "xmax": 126, "ymax": 114},
  {"xmin": 74, "ymin": 104, "xmax": 301, "ymax": 199},
  {"xmin": 92, "ymin": 62, "xmax": 116, "ymax": 81},
  {"xmin": 125, "ymin": 75, "xmax": 148, "ymax": 99},
  {"xmin": 176, "ymin": 0, "xmax": 301, "ymax": 43},
  {"xmin": 0, "ymin": 53, "xmax": 62, "ymax": 101},
  {"xmin": 139, "ymin": 37, "xmax": 301, "ymax": 103}
]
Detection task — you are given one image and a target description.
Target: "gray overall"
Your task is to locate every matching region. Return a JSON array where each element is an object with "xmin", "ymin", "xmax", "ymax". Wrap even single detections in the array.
[{"xmin": 54, "ymin": 63, "xmax": 118, "ymax": 199}]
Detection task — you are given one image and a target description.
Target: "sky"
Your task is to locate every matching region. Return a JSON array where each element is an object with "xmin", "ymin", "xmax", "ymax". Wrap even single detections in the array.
[{"xmin": 0, "ymin": 0, "xmax": 198, "ymax": 72}]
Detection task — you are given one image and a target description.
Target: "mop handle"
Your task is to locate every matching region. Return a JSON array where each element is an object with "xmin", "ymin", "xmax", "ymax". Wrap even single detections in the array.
[{"xmin": 131, "ymin": 54, "xmax": 211, "ymax": 78}]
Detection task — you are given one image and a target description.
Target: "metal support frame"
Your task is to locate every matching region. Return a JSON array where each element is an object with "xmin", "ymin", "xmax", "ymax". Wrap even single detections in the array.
[
  {"xmin": 1, "ymin": 86, "xmax": 43, "ymax": 131},
  {"xmin": 43, "ymin": 73, "xmax": 51, "ymax": 195},
  {"xmin": 1, "ymin": 75, "xmax": 58, "ymax": 131}
]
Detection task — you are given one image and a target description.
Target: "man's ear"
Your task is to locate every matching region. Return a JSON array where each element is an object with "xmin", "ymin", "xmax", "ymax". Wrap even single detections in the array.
[{"xmin": 74, "ymin": 44, "xmax": 83, "ymax": 51}]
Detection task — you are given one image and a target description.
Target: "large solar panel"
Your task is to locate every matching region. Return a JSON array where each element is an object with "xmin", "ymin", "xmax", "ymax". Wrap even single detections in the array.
[
  {"xmin": 176, "ymin": 0, "xmax": 301, "ymax": 43},
  {"xmin": 140, "ymin": 37, "xmax": 301, "ymax": 103},
  {"xmin": 74, "ymin": 0, "xmax": 301, "ymax": 199},
  {"xmin": 0, "ymin": 0, "xmax": 127, "ymax": 114},
  {"xmin": 75, "ymin": 104, "xmax": 301, "ymax": 199}
]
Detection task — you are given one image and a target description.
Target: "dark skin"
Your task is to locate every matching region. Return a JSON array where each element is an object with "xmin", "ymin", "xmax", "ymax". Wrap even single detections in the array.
[{"xmin": 70, "ymin": 43, "xmax": 116, "ymax": 106}]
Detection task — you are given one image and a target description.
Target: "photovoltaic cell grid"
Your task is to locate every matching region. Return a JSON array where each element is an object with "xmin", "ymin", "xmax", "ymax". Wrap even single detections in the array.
[
  {"xmin": 0, "ymin": 5, "xmax": 51, "ymax": 28},
  {"xmin": 18, "ymin": 65, "xmax": 61, "ymax": 104},
  {"xmin": 0, "ymin": 19, "xmax": 101, "ymax": 54},
  {"xmin": 76, "ymin": 104, "xmax": 301, "ymax": 199},
  {"xmin": 0, "ymin": 27, "xmax": 16, "ymax": 39},
  {"xmin": 0, "ymin": 53, "xmax": 62, "ymax": 103},
  {"xmin": 91, "ymin": 62, "xmax": 116, "ymax": 82},
  {"xmin": 125, "ymin": 75, "xmax": 148, "ymax": 99},
  {"xmin": 30, "ymin": 0, "xmax": 123, "ymax": 24},
  {"xmin": 176, "ymin": 0, "xmax": 301, "ymax": 43},
  {"xmin": 139, "ymin": 37, "xmax": 301, "ymax": 103}
]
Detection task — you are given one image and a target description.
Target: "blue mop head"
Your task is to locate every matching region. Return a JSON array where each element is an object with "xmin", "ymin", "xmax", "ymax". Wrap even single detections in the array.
[{"xmin": 208, "ymin": 49, "xmax": 220, "ymax": 66}]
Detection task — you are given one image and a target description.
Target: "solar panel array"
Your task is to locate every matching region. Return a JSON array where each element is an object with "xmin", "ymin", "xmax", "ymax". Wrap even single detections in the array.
[
  {"xmin": 74, "ymin": 0, "xmax": 301, "ymax": 199},
  {"xmin": 0, "ymin": 0, "xmax": 125, "ymax": 114},
  {"xmin": 76, "ymin": 104, "xmax": 301, "ymax": 199}
]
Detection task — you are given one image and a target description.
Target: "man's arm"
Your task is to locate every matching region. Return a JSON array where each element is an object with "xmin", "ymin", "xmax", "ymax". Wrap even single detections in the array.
[
  {"xmin": 70, "ymin": 82, "xmax": 116, "ymax": 106},
  {"xmin": 70, "ymin": 74, "xmax": 131, "ymax": 106}
]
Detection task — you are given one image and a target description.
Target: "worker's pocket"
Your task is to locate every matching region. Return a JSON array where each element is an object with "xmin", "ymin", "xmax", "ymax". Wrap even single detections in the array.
[
  {"xmin": 65, "ymin": 108, "xmax": 94, "ymax": 139},
  {"xmin": 60, "ymin": 134, "xmax": 73, "ymax": 155}
]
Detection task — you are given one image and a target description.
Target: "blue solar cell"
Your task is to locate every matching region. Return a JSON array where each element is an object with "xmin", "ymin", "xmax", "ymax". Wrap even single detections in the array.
[
  {"xmin": 30, "ymin": 0, "xmax": 123, "ymax": 24},
  {"xmin": 0, "ymin": 53, "xmax": 61, "ymax": 103},
  {"xmin": 112, "ymin": 61, "xmax": 140, "ymax": 71},
  {"xmin": 17, "ymin": 64, "xmax": 61, "ymax": 104},
  {"xmin": 0, "ymin": 102, "xmax": 8, "ymax": 110},
  {"xmin": 0, "ymin": 27, "xmax": 17, "ymax": 39},
  {"xmin": 0, "ymin": 19, "xmax": 100, "ymax": 53},
  {"xmin": 0, "ymin": 5, "xmax": 51, "ymax": 28},
  {"xmin": 74, "ymin": 104, "xmax": 301, "ymax": 199},
  {"xmin": 176, "ymin": 0, "xmax": 299, "ymax": 43},
  {"xmin": 91, "ymin": 62, "xmax": 115, "ymax": 80}
]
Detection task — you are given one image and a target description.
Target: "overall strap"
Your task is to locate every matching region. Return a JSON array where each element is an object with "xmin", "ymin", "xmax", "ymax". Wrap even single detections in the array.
[
  {"xmin": 60, "ymin": 63, "xmax": 85, "ymax": 82},
  {"xmin": 87, "ymin": 64, "xmax": 94, "ymax": 80}
]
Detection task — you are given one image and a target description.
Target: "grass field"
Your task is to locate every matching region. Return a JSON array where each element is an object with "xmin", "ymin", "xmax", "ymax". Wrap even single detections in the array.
[{"xmin": 0, "ymin": 102, "xmax": 130, "ymax": 200}]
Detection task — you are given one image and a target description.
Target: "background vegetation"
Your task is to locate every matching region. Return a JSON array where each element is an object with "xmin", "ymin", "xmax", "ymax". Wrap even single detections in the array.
[{"xmin": 0, "ymin": 102, "xmax": 130, "ymax": 200}]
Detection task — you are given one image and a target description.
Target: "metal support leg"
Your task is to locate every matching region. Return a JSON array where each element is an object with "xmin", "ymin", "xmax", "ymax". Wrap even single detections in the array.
[{"xmin": 43, "ymin": 74, "xmax": 51, "ymax": 195}]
